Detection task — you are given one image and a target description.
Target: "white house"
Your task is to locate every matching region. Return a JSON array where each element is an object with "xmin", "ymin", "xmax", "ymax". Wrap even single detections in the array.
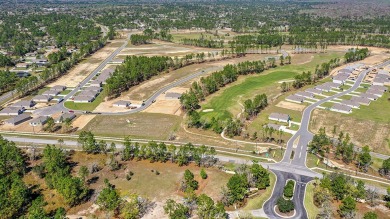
[{"xmin": 269, "ymin": 113, "xmax": 290, "ymax": 123}]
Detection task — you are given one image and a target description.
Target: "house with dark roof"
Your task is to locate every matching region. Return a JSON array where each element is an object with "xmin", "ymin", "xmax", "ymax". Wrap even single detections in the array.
[
  {"xmin": 305, "ymin": 88, "xmax": 322, "ymax": 95},
  {"xmin": 78, "ymin": 90, "xmax": 99, "ymax": 97},
  {"xmin": 323, "ymin": 82, "xmax": 340, "ymax": 89},
  {"xmin": 50, "ymin": 85, "xmax": 67, "ymax": 91},
  {"xmin": 55, "ymin": 113, "xmax": 76, "ymax": 124},
  {"xmin": 32, "ymin": 95, "xmax": 53, "ymax": 103},
  {"xmin": 351, "ymin": 96, "xmax": 371, "ymax": 106},
  {"xmin": 330, "ymin": 103, "xmax": 352, "ymax": 114},
  {"xmin": 295, "ymin": 91, "xmax": 314, "ymax": 98},
  {"xmin": 0, "ymin": 107, "xmax": 24, "ymax": 116},
  {"xmin": 265, "ymin": 123, "xmax": 282, "ymax": 131},
  {"xmin": 11, "ymin": 100, "xmax": 35, "ymax": 108},
  {"xmin": 269, "ymin": 113, "xmax": 290, "ymax": 123},
  {"xmin": 338, "ymin": 68, "xmax": 353, "ymax": 75},
  {"xmin": 4, "ymin": 114, "xmax": 32, "ymax": 125},
  {"xmin": 113, "ymin": 100, "xmax": 131, "ymax": 107},
  {"xmin": 286, "ymin": 95, "xmax": 305, "ymax": 103},
  {"xmin": 165, "ymin": 92, "xmax": 182, "ymax": 100},
  {"xmin": 340, "ymin": 100, "xmax": 360, "ymax": 109},
  {"xmin": 29, "ymin": 116, "xmax": 49, "ymax": 126},
  {"xmin": 360, "ymin": 93, "xmax": 378, "ymax": 101},
  {"xmin": 84, "ymin": 86, "xmax": 103, "ymax": 92},
  {"xmin": 366, "ymin": 88, "xmax": 384, "ymax": 97},
  {"xmin": 74, "ymin": 96, "xmax": 95, "ymax": 103},
  {"xmin": 315, "ymin": 84, "xmax": 331, "ymax": 92}
]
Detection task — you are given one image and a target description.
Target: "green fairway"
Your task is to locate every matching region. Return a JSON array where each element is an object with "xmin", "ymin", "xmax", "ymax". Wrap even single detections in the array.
[{"xmin": 199, "ymin": 52, "xmax": 343, "ymax": 122}]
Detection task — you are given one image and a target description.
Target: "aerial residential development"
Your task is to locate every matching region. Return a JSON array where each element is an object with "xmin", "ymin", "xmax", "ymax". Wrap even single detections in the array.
[{"xmin": 1, "ymin": 0, "xmax": 390, "ymax": 219}]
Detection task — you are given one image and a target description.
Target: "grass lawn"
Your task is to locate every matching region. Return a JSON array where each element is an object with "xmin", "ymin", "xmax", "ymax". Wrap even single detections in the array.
[
  {"xmin": 319, "ymin": 102, "xmax": 333, "ymax": 108},
  {"xmin": 59, "ymin": 89, "xmax": 71, "ymax": 95},
  {"xmin": 337, "ymin": 95, "xmax": 352, "ymax": 100},
  {"xmin": 243, "ymin": 171, "xmax": 276, "ymax": 210},
  {"xmin": 355, "ymin": 87, "xmax": 368, "ymax": 93},
  {"xmin": 81, "ymin": 112, "xmax": 181, "ymax": 139},
  {"xmin": 64, "ymin": 92, "xmax": 105, "ymax": 111},
  {"xmin": 304, "ymin": 181, "xmax": 321, "ymax": 219}
]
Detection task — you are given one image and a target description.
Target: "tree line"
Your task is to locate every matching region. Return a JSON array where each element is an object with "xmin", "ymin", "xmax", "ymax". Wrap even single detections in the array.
[
  {"xmin": 105, "ymin": 55, "xmax": 173, "ymax": 98},
  {"xmin": 181, "ymin": 38, "xmax": 224, "ymax": 48},
  {"xmin": 0, "ymin": 70, "xmax": 18, "ymax": 94}
]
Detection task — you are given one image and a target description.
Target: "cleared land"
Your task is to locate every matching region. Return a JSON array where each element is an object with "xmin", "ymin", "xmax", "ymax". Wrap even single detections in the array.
[
  {"xmin": 81, "ymin": 112, "xmax": 181, "ymax": 139},
  {"xmin": 310, "ymin": 91, "xmax": 390, "ymax": 154},
  {"xmin": 48, "ymin": 40, "xmax": 125, "ymax": 87}
]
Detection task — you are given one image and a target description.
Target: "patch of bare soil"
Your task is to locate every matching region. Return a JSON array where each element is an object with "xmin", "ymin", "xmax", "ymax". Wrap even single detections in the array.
[
  {"xmin": 48, "ymin": 40, "xmax": 125, "ymax": 88},
  {"xmin": 276, "ymin": 101, "xmax": 306, "ymax": 112},
  {"xmin": 71, "ymin": 115, "xmax": 96, "ymax": 130},
  {"xmin": 310, "ymin": 109, "xmax": 390, "ymax": 154},
  {"xmin": 143, "ymin": 87, "xmax": 187, "ymax": 116}
]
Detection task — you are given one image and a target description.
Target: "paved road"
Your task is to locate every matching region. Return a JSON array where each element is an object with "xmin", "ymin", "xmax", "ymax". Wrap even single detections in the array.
[{"xmin": 262, "ymin": 59, "xmax": 390, "ymax": 219}]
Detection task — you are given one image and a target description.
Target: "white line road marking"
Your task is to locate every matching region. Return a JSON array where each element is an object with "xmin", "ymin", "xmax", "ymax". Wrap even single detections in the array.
[{"xmin": 299, "ymin": 151, "xmax": 302, "ymax": 158}]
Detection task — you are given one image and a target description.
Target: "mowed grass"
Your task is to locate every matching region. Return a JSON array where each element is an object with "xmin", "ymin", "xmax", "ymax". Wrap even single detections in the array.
[
  {"xmin": 200, "ymin": 52, "xmax": 344, "ymax": 122},
  {"xmin": 81, "ymin": 112, "xmax": 181, "ymax": 139},
  {"xmin": 348, "ymin": 91, "xmax": 390, "ymax": 123},
  {"xmin": 243, "ymin": 171, "xmax": 276, "ymax": 210},
  {"xmin": 304, "ymin": 181, "xmax": 321, "ymax": 219},
  {"xmin": 64, "ymin": 92, "xmax": 106, "ymax": 111}
]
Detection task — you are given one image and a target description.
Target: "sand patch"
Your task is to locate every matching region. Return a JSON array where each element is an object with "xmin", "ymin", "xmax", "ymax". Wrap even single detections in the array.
[
  {"xmin": 48, "ymin": 40, "xmax": 125, "ymax": 88},
  {"xmin": 72, "ymin": 115, "xmax": 96, "ymax": 130},
  {"xmin": 276, "ymin": 101, "xmax": 306, "ymax": 112}
]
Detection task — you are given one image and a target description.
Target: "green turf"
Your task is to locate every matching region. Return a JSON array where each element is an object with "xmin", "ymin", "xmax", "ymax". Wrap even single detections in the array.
[
  {"xmin": 199, "ymin": 52, "xmax": 343, "ymax": 122},
  {"xmin": 304, "ymin": 181, "xmax": 321, "ymax": 219},
  {"xmin": 319, "ymin": 102, "xmax": 333, "ymax": 108},
  {"xmin": 64, "ymin": 92, "xmax": 106, "ymax": 111}
]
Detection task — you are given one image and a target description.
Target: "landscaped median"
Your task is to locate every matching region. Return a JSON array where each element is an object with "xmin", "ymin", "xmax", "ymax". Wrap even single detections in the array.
[{"xmin": 274, "ymin": 180, "xmax": 296, "ymax": 217}]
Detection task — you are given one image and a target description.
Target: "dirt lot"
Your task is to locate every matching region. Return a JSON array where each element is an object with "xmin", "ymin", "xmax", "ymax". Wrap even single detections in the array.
[
  {"xmin": 276, "ymin": 100, "xmax": 306, "ymax": 112},
  {"xmin": 48, "ymin": 40, "xmax": 125, "ymax": 88},
  {"xmin": 143, "ymin": 87, "xmax": 187, "ymax": 115},
  {"xmin": 81, "ymin": 112, "xmax": 181, "ymax": 139},
  {"xmin": 72, "ymin": 115, "xmax": 96, "ymax": 130}
]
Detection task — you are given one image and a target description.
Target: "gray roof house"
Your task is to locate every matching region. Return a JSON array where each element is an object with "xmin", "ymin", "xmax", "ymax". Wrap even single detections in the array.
[
  {"xmin": 295, "ymin": 91, "xmax": 314, "ymax": 98},
  {"xmin": 286, "ymin": 95, "xmax": 305, "ymax": 103},
  {"xmin": 74, "ymin": 96, "xmax": 95, "ymax": 103},
  {"xmin": 330, "ymin": 103, "xmax": 352, "ymax": 114},
  {"xmin": 315, "ymin": 84, "xmax": 331, "ymax": 92},
  {"xmin": 376, "ymin": 74, "xmax": 390, "ymax": 80},
  {"xmin": 50, "ymin": 85, "xmax": 67, "ymax": 91},
  {"xmin": 97, "ymin": 69, "xmax": 114, "ymax": 84},
  {"xmin": 55, "ymin": 113, "xmax": 76, "ymax": 124},
  {"xmin": 360, "ymin": 93, "xmax": 378, "ymax": 101},
  {"xmin": 165, "ymin": 92, "xmax": 182, "ymax": 100},
  {"xmin": 366, "ymin": 88, "xmax": 384, "ymax": 97},
  {"xmin": 29, "ymin": 116, "xmax": 49, "ymax": 126},
  {"xmin": 378, "ymin": 70, "xmax": 389, "ymax": 75},
  {"xmin": 83, "ymin": 86, "xmax": 103, "ymax": 92},
  {"xmin": 340, "ymin": 100, "xmax": 360, "ymax": 108},
  {"xmin": 32, "ymin": 95, "xmax": 53, "ymax": 103},
  {"xmin": 370, "ymin": 85, "xmax": 387, "ymax": 92},
  {"xmin": 89, "ymin": 80, "xmax": 102, "ymax": 87},
  {"xmin": 113, "ymin": 100, "xmax": 131, "ymax": 107},
  {"xmin": 5, "ymin": 114, "xmax": 32, "ymax": 125},
  {"xmin": 11, "ymin": 100, "xmax": 35, "ymax": 108},
  {"xmin": 110, "ymin": 58, "xmax": 124, "ymax": 64},
  {"xmin": 351, "ymin": 96, "xmax": 371, "ymax": 106},
  {"xmin": 338, "ymin": 68, "xmax": 353, "ymax": 74},
  {"xmin": 305, "ymin": 88, "xmax": 322, "ymax": 95},
  {"xmin": 42, "ymin": 90, "xmax": 60, "ymax": 96},
  {"xmin": 78, "ymin": 90, "xmax": 99, "ymax": 97},
  {"xmin": 333, "ymin": 73, "xmax": 349, "ymax": 84},
  {"xmin": 269, "ymin": 113, "xmax": 290, "ymax": 123},
  {"xmin": 0, "ymin": 107, "xmax": 24, "ymax": 116},
  {"xmin": 323, "ymin": 82, "xmax": 340, "ymax": 88}
]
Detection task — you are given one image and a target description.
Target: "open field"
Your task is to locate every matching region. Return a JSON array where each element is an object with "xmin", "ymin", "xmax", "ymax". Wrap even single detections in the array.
[
  {"xmin": 81, "ymin": 112, "xmax": 181, "ymax": 139},
  {"xmin": 47, "ymin": 40, "xmax": 125, "ymax": 88},
  {"xmin": 310, "ymin": 98, "xmax": 390, "ymax": 154}
]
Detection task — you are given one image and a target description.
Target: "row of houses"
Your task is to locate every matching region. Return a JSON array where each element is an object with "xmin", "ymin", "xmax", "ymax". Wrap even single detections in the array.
[
  {"xmin": 3, "ymin": 113, "xmax": 76, "ymax": 126},
  {"xmin": 265, "ymin": 113, "xmax": 291, "ymax": 132},
  {"xmin": 32, "ymin": 85, "xmax": 67, "ymax": 103},
  {"xmin": 330, "ymin": 84, "xmax": 387, "ymax": 114}
]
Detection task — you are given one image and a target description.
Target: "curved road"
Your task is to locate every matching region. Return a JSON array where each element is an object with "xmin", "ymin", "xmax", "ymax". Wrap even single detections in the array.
[{"xmin": 263, "ymin": 60, "xmax": 390, "ymax": 219}]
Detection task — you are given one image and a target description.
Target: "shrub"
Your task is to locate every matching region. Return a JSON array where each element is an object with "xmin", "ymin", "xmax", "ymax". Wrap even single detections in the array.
[
  {"xmin": 200, "ymin": 169, "xmax": 207, "ymax": 179},
  {"xmin": 277, "ymin": 197, "xmax": 294, "ymax": 213},
  {"xmin": 283, "ymin": 180, "xmax": 295, "ymax": 198}
]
